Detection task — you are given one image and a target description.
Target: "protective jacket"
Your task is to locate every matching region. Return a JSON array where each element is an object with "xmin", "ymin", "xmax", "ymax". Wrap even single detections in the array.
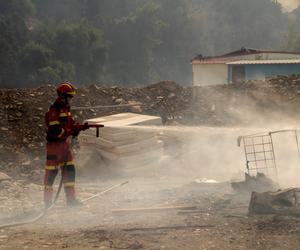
[{"xmin": 45, "ymin": 97, "xmax": 75, "ymax": 142}]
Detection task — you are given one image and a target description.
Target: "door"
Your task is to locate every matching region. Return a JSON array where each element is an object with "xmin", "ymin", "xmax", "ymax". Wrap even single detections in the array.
[{"xmin": 232, "ymin": 65, "xmax": 245, "ymax": 82}]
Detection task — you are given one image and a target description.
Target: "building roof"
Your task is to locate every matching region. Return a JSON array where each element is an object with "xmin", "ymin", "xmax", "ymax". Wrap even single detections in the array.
[
  {"xmin": 227, "ymin": 59, "xmax": 300, "ymax": 65},
  {"xmin": 192, "ymin": 60, "xmax": 228, "ymax": 64},
  {"xmin": 192, "ymin": 47, "xmax": 300, "ymax": 64}
]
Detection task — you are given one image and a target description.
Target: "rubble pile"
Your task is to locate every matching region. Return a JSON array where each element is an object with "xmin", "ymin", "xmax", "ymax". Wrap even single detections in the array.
[
  {"xmin": 190, "ymin": 75, "xmax": 300, "ymax": 125},
  {"xmin": 267, "ymin": 75, "xmax": 300, "ymax": 112},
  {"xmin": 1, "ymin": 76, "xmax": 300, "ymax": 178},
  {"xmin": 231, "ymin": 173, "xmax": 279, "ymax": 193}
]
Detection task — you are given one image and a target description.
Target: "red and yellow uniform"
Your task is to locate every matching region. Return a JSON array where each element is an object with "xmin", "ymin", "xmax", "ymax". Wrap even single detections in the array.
[{"xmin": 44, "ymin": 82, "xmax": 85, "ymax": 207}]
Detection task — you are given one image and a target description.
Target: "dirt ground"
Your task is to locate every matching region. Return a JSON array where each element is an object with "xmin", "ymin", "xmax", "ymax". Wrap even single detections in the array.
[{"xmin": 1, "ymin": 173, "xmax": 300, "ymax": 250}]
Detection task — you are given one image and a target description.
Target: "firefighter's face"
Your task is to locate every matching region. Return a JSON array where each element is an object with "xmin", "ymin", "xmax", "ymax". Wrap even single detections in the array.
[
  {"xmin": 66, "ymin": 96, "xmax": 73, "ymax": 104},
  {"xmin": 61, "ymin": 95, "xmax": 73, "ymax": 104}
]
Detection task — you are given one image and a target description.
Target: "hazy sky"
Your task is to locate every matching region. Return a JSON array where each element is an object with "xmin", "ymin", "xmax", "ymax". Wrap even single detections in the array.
[{"xmin": 278, "ymin": 0, "xmax": 300, "ymax": 11}]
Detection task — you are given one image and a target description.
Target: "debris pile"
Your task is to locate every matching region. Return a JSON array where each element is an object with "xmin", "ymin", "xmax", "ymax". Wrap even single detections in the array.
[
  {"xmin": 249, "ymin": 188, "xmax": 300, "ymax": 215},
  {"xmin": 231, "ymin": 173, "xmax": 278, "ymax": 193}
]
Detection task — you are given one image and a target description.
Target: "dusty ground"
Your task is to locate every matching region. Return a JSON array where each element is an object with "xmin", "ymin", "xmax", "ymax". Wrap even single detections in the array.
[{"xmin": 1, "ymin": 172, "xmax": 300, "ymax": 250}]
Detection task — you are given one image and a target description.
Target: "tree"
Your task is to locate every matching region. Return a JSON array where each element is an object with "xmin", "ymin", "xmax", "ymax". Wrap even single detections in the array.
[
  {"xmin": 152, "ymin": 0, "xmax": 193, "ymax": 84},
  {"xmin": 18, "ymin": 41, "xmax": 74, "ymax": 85},
  {"xmin": 105, "ymin": 1, "xmax": 164, "ymax": 84},
  {"xmin": 28, "ymin": 61, "xmax": 75, "ymax": 84},
  {"xmin": 189, "ymin": 0, "xmax": 286, "ymax": 55},
  {"xmin": 0, "ymin": 0, "xmax": 35, "ymax": 87},
  {"xmin": 20, "ymin": 41, "xmax": 53, "ymax": 75},
  {"xmin": 32, "ymin": 0, "xmax": 82, "ymax": 21},
  {"xmin": 0, "ymin": 0, "xmax": 35, "ymax": 17},
  {"xmin": 30, "ymin": 21, "xmax": 107, "ymax": 84},
  {"xmin": 0, "ymin": 15, "xmax": 29, "ymax": 86},
  {"xmin": 51, "ymin": 21, "xmax": 107, "ymax": 83}
]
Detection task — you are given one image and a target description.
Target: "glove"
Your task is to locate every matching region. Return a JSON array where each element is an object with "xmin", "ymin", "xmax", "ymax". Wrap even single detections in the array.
[
  {"xmin": 81, "ymin": 122, "xmax": 89, "ymax": 131},
  {"xmin": 73, "ymin": 123, "xmax": 89, "ymax": 136}
]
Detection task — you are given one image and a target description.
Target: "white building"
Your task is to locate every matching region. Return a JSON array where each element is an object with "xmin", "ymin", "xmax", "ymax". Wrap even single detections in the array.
[{"xmin": 191, "ymin": 47, "xmax": 300, "ymax": 86}]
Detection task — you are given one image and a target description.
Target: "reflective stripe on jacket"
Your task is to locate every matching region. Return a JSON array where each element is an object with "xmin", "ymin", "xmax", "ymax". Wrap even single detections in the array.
[{"xmin": 45, "ymin": 98, "xmax": 75, "ymax": 142}]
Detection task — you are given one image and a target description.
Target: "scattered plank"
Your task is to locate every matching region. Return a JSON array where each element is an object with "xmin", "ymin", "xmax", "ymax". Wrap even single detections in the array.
[
  {"xmin": 123, "ymin": 224, "xmax": 215, "ymax": 232},
  {"xmin": 112, "ymin": 205, "xmax": 197, "ymax": 213},
  {"xmin": 177, "ymin": 210, "xmax": 207, "ymax": 215}
]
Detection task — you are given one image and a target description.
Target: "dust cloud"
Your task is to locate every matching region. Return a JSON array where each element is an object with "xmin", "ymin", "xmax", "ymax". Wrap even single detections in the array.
[
  {"xmin": 271, "ymin": 130, "xmax": 300, "ymax": 187},
  {"xmin": 78, "ymin": 99, "xmax": 300, "ymax": 190}
]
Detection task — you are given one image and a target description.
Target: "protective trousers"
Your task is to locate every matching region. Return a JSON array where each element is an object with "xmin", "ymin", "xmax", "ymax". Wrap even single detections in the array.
[{"xmin": 44, "ymin": 141, "xmax": 76, "ymax": 207}]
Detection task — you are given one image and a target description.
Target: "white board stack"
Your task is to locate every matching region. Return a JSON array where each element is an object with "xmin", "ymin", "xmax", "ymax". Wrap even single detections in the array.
[{"xmin": 79, "ymin": 113, "xmax": 163, "ymax": 172}]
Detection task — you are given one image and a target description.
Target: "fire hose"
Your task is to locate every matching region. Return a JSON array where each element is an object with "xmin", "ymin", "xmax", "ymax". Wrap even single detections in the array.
[{"xmin": 0, "ymin": 180, "xmax": 128, "ymax": 230}]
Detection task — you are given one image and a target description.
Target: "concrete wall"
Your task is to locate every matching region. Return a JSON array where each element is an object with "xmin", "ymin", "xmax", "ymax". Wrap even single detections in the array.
[
  {"xmin": 228, "ymin": 64, "xmax": 300, "ymax": 81},
  {"xmin": 192, "ymin": 64, "xmax": 228, "ymax": 86},
  {"xmin": 245, "ymin": 64, "xmax": 300, "ymax": 80}
]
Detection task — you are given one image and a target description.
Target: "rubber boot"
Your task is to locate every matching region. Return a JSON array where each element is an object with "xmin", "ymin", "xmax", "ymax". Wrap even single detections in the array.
[{"xmin": 65, "ymin": 186, "xmax": 83, "ymax": 207}]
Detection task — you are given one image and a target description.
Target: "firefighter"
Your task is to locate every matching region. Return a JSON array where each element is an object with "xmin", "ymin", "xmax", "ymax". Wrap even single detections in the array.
[{"xmin": 44, "ymin": 82, "xmax": 88, "ymax": 208}]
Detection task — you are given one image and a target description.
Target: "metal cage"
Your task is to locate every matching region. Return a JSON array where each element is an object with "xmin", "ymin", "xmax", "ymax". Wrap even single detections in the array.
[{"xmin": 238, "ymin": 129, "xmax": 300, "ymax": 183}]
